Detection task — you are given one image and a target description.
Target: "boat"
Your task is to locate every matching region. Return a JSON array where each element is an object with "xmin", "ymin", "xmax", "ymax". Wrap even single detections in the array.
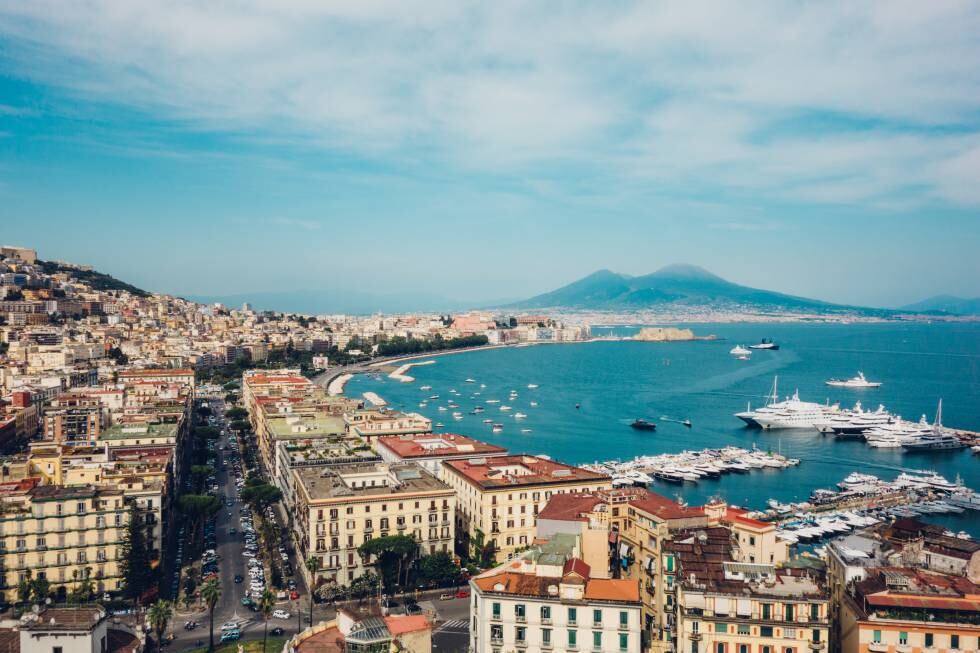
[
  {"xmin": 527, "ymin": 384, "xmax": 539, "ymax": 389},
  {"xmin": 486, "ymin": 399, "xmax": 500, "ymax": 404},
  {"xmin": 730, "ymin": 345, "xmax": 752, "ymax": 356},
  {"xmin": 514, "ymin": 412, "xmax": 528, "ymax": 420},
  {"xmin": 529, "ymin": 401, "xmax": 538, "ymax": 407},
  {"xmin": 491, "ymin": 423, "xmax": 504, "ymax": 433},
  {"xmin": 420, "ymin": 385, "xmax": 432, "ymax": 391},
  {"xmin": 465, "ymin": 378, "xmax": 476, "ymax": 383},
  {"xmin": 660, "ymin": 416, "xmax": 692, "ymax": 427},
  {"xmin": 902, "ymin": 401, "xmax": 966, "ymax": 452},
  {"xmin": 825, "ymin": 372, "xmax": 882, "ymax": 388},
  {"xmin": 750, "ymin": 392, "xmax": 840, "ymax": 430},
  {"xmin": 473, "ymin": 406, "xmax": 484, "ymax": 413},
  {"xmin": 630, "ymin": 419, "xmax": 657, "ymax": 431},
  {"xmin": 499, "ymin": 405, "xmax": 512, "ymax": 412},
  {"xmin": 437, "ymin": 406, "xmax": 447, "ymax": 412},
  {"xmin": 520, "ymin": 428, "xmax": 532, "ymax": 434},
  {"xmin": 748, "ymin": 339, "xmax": 780, "ymax": 350},
  {"xmin": 482, "ymin": 418, "xmax": 493, "ymax": 424},
  {"xmin": 435, "ymin": 422, "xmax": 444, "ymax": 428}
]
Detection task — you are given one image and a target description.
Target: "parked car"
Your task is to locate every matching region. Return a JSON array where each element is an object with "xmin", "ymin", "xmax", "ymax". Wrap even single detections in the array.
[
  {"xmin": 220, "ymin": 630, "xmax": 241, "ymax": 642},
  {"xmin": 272, "ymin": 609, "xmax": 290, "ymax": 619},
  {"xmin": 455, "ymin": 589, "xmax": 470, "ymax": 599}
]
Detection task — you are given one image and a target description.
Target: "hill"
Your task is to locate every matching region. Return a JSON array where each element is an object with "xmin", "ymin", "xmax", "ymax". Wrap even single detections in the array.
[
  {"xmin": 900, "ymin": 295, "xmax": 980, "ymax": 316},
  {"xmin": 37, "ymin": 260, "xmax": 149, "ymax": 297},
  {"xmin": 511, "ymin": 264, "xmax": 874, "ymax": 313}
]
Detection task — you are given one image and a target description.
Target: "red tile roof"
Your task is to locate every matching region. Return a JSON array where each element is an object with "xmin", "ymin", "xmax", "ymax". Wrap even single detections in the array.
[
  {"xmin": 384, "ymin": 615, "xmax": 431, "ymax": 635},
  {"xmin": 583, "ymin": 578, "xmax": 641, "ymax": 603},
  {"xmin": 724, "ymin": 507, "xmax": 771, "ymax": 529},
  {"xmin": 444, "ymin": 455, "xmax": 609, "ymax": 489},
  {"xmin": 377, "ymin": 433, "xmax": 507, "ymax": 459},
  {"xmin": 538, "ymin": 493, "xmax": 604, "ymax": 522},
  {"xmin": 631, "ymin": 493, "xmax": 704, "ymax": 521}
]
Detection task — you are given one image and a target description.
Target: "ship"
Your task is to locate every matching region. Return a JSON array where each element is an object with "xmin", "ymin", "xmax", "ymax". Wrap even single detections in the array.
[
  {"xmin": 729, "ymin": 345, "xmax": 752, "ymax": 356},
  {"xmin": 736, "ymin": 377, "xmax": 840, "ymax": 429},
  {"xmin": 748, "ymin": 338, "xmax": 779, "ymax": 350},
  {"xmin": 630, "ymin": 419, "xmax": 657, "ymax": 431},
  {"xmin": 825, "ymin": 371, "xmax": 882, "ymax": 388},
  {"xmin": 900, "ymin": 401, "xmax": 966, "ymax": 452}
]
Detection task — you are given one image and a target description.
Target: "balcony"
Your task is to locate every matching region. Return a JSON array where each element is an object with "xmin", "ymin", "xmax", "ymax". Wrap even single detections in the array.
[
  {"xmin": 689, "ymin": 633, "xmax": 701, "ymax": 642},
  {"xmin": 867, "ymin": 644, "xmax": 887, "ymax": 653},
  {"xmin": 491, "ymin": 614, "xmax": 501, "ymax": 622},
  {"xmin": 490, "ymin": 637, "xmax": 504, "ymax": 646},
  {"xmin": 542, "ymin": 642, "xmax": 553, "ymax": 650},
  {"xmin": 593, "ymin": 622, "xmax": 603, "ymax": 629},
  {"xmin": 516, "ymin": 614, "xmax": 527, "ymax": 623},
  {"xmin": 516, "ymin": 640, "xmax": 528, "ymax": 649},
  {"xmin": 809, "ymin": 642, "xmax": 826, "ymax": 651},
  {"xmin": 541, "ymin": 617, "xmax": 552, "ymax": 625}
]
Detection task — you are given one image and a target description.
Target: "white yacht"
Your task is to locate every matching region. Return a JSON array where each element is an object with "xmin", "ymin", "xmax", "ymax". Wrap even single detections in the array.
[
  {"xmin": 527, "ymin": 384, "xmax": 539, "ymax": 389},
  {"xmin": 730, "ymin": 345, "xmax": 752, "ymax": 356},
  {"xmin": 901, "ymin": 401, "xmax": 965, "ymax": 452},
  {"xmin": 825, "ymin": 372, "xmax": 882, "ymax": 388},
  {"xmin": 514, "ymin": 412, "xmax": 528, "ymax": 420},
  {"xmin": 815, "ymin": 402, "xmax": 895, "ymax": 437},
  {"xmin": 465, "ymin": 378, "xmax": 477, "ymax": 383},
  {"xmin": 750, "ymin": 391, "xmax": 840, "ymax": 430}
]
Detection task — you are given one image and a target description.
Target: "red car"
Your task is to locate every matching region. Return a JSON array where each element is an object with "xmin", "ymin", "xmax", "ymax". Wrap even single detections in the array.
[
  {"xmin": 455, "ymin": 589, "xmax": 470, "ymax": 599},
  {"xmin": 290, "ymin": 590, "xmax": 299, "ymax": 600}
]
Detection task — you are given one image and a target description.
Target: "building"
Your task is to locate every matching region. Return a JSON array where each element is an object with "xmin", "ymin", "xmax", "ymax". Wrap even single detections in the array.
[
  {"xmin": 841, "ymin": 566, "xmax": 980, "ymax": 653},
  {"xmin": 0, "ymin": 482, "xmax": 137, "ymax": 602},
  {"xmin": 291, "ymin": 461, "xmax": 456, "ymax": 586},
  {"xmin": 0, "ymin": 246, "xmax": 37, "ymax": 264},
  {"xmin": 344, "ymin": 408, "xmax": 431, "ymax": 439},
  {"xmin": 7, "ymin": 605, "xmax": 142, "ymax": 653},
  {"xmin": 287, "ymin": 610, "xmax": 432, "ymax": 653},
  {"xmin": 117, "ymin": 368, "xmax": 195, "ymax": 389},
  {"xmin": 373, "ymin": 433, "xmax": 509, "ymax": 480},
  {"xmin": 441, "ymin": 455, "xmax": 611, "ymax": 561},
  {"xmin": 668, "ymin": 526, "xmax": 830, "ymax": 653},
  {"xmin": 470, "ymin": 552, "xmax": 642, "ymax": 653}
]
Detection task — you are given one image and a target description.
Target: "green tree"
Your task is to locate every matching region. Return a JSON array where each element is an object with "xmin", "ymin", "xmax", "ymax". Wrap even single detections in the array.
[
  {"xmin": 147, "ymin": 600, "xmax": 173, "ymax": 652},
  {"xmin": 358, "ymin": 535, "xmax": 418, "ymax": 591},
  {"xmin": 225, "ymin": 407, "xmax": 248, "ymax": 420},
  {"xmin": 178, "ymin": 495, "xmax": 220, "ymax": 550},
  {"xmin": 201, "ymin": 579, "xmax": 221, "ymax": 652},
  {"xmin": 230, "ymin": 419, "xmax": 250, "ymax": 433},
  {"xmin": 119, "ymin": 504, "xmax": 153, "ymax": 605},
  {"xmin": 241, "ymin": 482, "xmax": 282, "ymax": 513},
  {"xmin": 259, "ymin": 588, "xmax": 276, "ymax": 652},
  {"xmin": 305, "ymin": 556, "xmax": 319, "ymax": 627},
  {"xmin": 189, "ymin": 465, "xmax": 215, "ymax": 493},
  {"xmin": 416, "ymin": 552, "xmax": 462, "ymax": 588}
]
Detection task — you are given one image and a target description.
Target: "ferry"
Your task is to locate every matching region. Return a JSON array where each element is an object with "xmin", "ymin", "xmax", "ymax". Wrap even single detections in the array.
[{"xmin": 825, "ymin": 372, "xmax": 882, "ymax": 388}]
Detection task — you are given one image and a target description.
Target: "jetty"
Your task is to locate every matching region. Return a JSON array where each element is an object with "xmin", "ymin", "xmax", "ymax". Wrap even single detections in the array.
[
  {"xmin": 388, "ymin": 359, "xmax": 436, "ymax": 383},
  {"xmin": 362, "ymin": 391, "xmax": 387, "ymax": 407}
]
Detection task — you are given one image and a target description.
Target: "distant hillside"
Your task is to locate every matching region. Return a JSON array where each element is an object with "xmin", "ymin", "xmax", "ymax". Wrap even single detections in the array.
[
  {"xmin": 38, "ymin": 260, "xmax": 149, "ymax": 297},
  {"xmin": 511, "ymin": 264, "xmax": 882, "ymax": 314},
  {"xmin": 901, "ymin": 295, "xmax": 980, "ymax": 316}
]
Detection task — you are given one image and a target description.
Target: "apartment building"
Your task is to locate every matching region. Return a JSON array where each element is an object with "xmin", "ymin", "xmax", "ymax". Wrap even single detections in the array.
[
  {"xmin": 470, "ymin": 551, "xmax": 642, "ymax": 653},
  {"xmin": 0, "ymin": 482, "xmax": 135, "ymax": 602},
  {"xmin": 291, "ymin": 461, "xmax": 456, "ymax": 586},
  {"xmin": 442, "ymin": 455, "xmax": 611, "ymax": 560},
  {"xmin": 373, "ymin": 433, "xmax": 508, "ymax": 480},
  {"xmin": 344, "ymin": 408, "xmax": 431, "ymax": 439},
  {"xmin": 668, "ymin": 527, "xmax": 830, "ymax": 653},
  {"xmin": 117, "ymin": 367, "xmax": 195, "ymax": 388}
]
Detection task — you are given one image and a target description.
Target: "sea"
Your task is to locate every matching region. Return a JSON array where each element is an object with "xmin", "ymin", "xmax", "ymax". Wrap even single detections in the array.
[{"xmin": 346, "ymin": 322, "xmax": 980, "ymax": 537}]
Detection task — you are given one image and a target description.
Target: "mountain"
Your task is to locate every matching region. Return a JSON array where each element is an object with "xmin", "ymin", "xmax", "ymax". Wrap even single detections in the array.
[
  {"xmin": 900, "ymin": 295, "xmax": 980, "ymax": 316},
  {"xmin": 511, "ymin": 264, "xmax": 871, "ymax": 313}
]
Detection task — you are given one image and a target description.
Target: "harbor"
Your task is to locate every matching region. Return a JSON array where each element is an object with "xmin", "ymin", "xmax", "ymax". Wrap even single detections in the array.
[{"xmin": 583, "ymin": 446, "xmax": 799, "ymax": 485}]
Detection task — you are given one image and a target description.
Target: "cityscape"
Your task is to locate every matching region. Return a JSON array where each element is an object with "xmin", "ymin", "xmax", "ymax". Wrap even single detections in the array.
[{"xmin": 2, "ymin": 3, "xmax": 980, "ymax": 653}]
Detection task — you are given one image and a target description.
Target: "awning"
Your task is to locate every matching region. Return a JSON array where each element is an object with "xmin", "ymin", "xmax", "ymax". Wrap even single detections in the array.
[
  {"xmin": 685, "ymin": 593, "xmax": 705, "ymax": 609},
  {"xmin": 736, "ymin": 598, "xmax": 752, "ymax": 616}
]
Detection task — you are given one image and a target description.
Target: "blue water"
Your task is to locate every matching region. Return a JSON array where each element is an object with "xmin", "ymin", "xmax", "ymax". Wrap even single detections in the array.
[{"xmin": 348, "ymin": 323, "xmax": 980, "ymax": 536}]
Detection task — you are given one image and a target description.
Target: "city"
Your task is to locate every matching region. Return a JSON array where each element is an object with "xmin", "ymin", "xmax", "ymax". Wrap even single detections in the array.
[{"xmin": 0, "ymin": 245, "xmax": 977, "ymax": 653}]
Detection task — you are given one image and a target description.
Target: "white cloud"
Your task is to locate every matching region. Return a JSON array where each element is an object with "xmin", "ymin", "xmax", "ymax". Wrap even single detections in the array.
[{"xmin": 0, "ymin": 1, "xmax": 979, "ymax": 206}]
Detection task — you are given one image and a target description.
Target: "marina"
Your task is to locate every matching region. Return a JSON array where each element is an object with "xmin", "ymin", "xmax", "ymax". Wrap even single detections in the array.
[{"xmin": 582, "ymin": 446, "xmax": 799, "ymax": 486}]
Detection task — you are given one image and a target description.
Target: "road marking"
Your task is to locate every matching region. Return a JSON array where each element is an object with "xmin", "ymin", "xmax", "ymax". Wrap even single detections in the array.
[{"xmin": 436, "ymin": 619, "xmax": 469, "ymax": 633}]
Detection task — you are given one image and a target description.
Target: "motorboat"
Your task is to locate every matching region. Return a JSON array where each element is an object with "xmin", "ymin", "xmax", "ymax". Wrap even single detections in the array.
[
  {"xmin": 465, "ymin": 378, "xmax": 477, "ymax": 383},
  {"xmin": 527, "ymin": 384, "xmax": 539, "ymax": 389},
  {"xmin": 730, "ymin": 345, "xmax": 752, "ymax": 356},
  {"xmin": 491, "ymin": 423, "xmax": 504, "ymax": 433},
  {"xmin": 499, "ymin": 405, "xmax": 512, "ymax": 412},
  {"xmin": 748, "ymin": 339, "xmax": 780, "ymax": 350},
  {"xmin": 825, "ymin": 372, "xmax": 882, "ymax": 388},
  {"xmin": 630, "ymin": 418, "xmax": 657, "ymax": 431},
  {"xmin": 514, "ymin": 412, "xmax": 528, "ymax": 420}
]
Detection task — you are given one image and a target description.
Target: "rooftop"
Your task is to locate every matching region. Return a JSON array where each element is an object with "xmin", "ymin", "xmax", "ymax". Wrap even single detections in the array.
[
  {"xmin": 294, "ymin": 462, "xmax": 453, "ymax": 502},
  {"xmin": 101, "ymin": 422, "xmax": 178, "ymax": 440},
  {"xmin": 266, "ymin": 413, "xmax": 347, "ymax": 439},
  {"xmin": 376, "ymin": 433, "xmax": 508, "ymax": 460},
  {"xmin": 537, "ymin": 493, "xmax": 605, "ymax": 522},
  {"xmin": 444, "ymin": 455, "xmax": 609, "ymax": 489}
]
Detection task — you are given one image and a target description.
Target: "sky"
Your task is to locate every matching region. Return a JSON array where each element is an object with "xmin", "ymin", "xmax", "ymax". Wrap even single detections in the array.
[{"xmin": 1, "ymin": 1, "xmax": 979, "ymax": 309}]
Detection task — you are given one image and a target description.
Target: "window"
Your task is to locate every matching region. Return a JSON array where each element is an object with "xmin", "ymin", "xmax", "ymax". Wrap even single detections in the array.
[
  {"xmin": 620, "ymin": 611, "xmax": 628, "ymax": 628},
  {"xmin": 810, "ymin": 604, "xmax": 819, "ymax": 621},
  {"xmin": 740, "ymin": 646, "xmax": 749, "ymax": 653},
  {"xmin": 492, "ymin": 602, "xmax": 500, "ymax": 619},
  {"xmin": 490, "ymin": 625, "xmax": 503, "ymax": 642},
  {"xmin": 899, "ymin": 632, "xmax": 908, "ymax": 646},
  {"xmin": 515, "ymin": 604, "xmax": 526, "ymax": 621},
  {"xmin": 569, "ymin": 607, "xmax": 577, "ymax": 625},
  {"xmin": 516, "ymin": 626, "xmax": 526, "ymax": 643},
  {"xmin": 594, "ymin": 632, "xmax": 602, "ymax": 650},
  {"xmin": 53, "ymin": 648, "xmax": 63, "ymax": 653},
  {"xmin": 784, "ymin": 604, "xmax": 795, "ymax": 622},
  {"xmin": 738, "ymin": 625, "xmax": 750, "ymax": 635},
  {"xmin": 872, "ymin": 631, "xmax": 881, "ymax": 644},
  {"xmin": 715, "ymin": 624, "xmax": 728, "ymax": 634},
  {"xmin": 594, "ymin": 609, "xmax": 602, "ymax": 626},
  {"xmin": 569, "ymin": 630, "xmax": 578, "ymax": 649},
  {"xmin": 812, "ymin": 630, "xmax": 821, "ymax": 643},
  {"xmin": 951, "ymin": 635, "xmax": 960, "ymax": 650},
  {"xmin": 541, "ymin": 606, "xmax": 551, "ymax": 621},
  {"xmin": 761, "ymin": 627, "xmax": 774, "ymax": 638},
  {"xmin": 543, "ymin": 629, "xmax": 552, "ymax": 646},
  {"xmin": 692, "ymin": 622, "xmax": 700, "ymax": 634},
  {"xmin": 619, "ymin": 633, "xmax": 628, "ymax": 652},
  {"xmin": 762, "ymin": 648, "xmax": 772, "ymax": 653},
  {"xmin": 925, "ymin": 634, "xmax": 933, "ymax": 648},
  {"xmin": 716, "ymin": 644, "xmax": 726, "ymax": 653},
  {"xmin": 762, "ymin": 604, "xmax": 772, "ymax": 620},
  {"xmin": 665, "ymin": 555, "xmax": 674, "ymax": 572},
  {"xmin": 783, "ymin": 649, "xmax": 795, "ymax": 653}
]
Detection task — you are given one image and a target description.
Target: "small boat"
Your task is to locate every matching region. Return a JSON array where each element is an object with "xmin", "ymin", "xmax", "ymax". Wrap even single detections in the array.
[
  {"xmin": 825, "ymin": 372, "xmax": 882, "ymax": 388},
  {"xmin": 472, "ymin": 406, "xmax": 484, "ymax": 413},
  {"xmin": 529, "ymin": 401, "xmax": 538, "ymax": 407},
  {"xmin": 730, "ymin": 345, "xmax": 751, "ymax": 356},
  {"xmin": 575, "ymin": 403, "xmax": 580, "ymax": 409},
  {"xmin": 420, "ymin": 385, "xmax": 432, "ymax": 391},
  {"xmin": 492, "ymin": 423, "xmax": 504, "ymax": 433},
  {"xmin": 630, "ymin": 419, "xmax": 657, "ymax": 431},
  {"xmin": 527, "ymin": 384, "xmax": 539, "ymax": 389},
  {"xmin": 499, "ymin": 405, "xmax": 512, "ymax": 412},
  {"xmin": 660, "ymin": 416, "xmax": 692, "ymax": 427},
  {"xmin": 520, "ymin": 428, "xmax": 532, "ymax": 434},
  {"xmin": 514, "ymin": 412, "xmax": 527, "ymax": 419},
  {"xmin": 482, "ymin": 418, "xmax": 493, "ymax": 424},
  {"xmin": 465, "ymin": 378, "xmax": 476, "ymax": 383},
  {"xmin": 429, "ymin": 395, "xmax": 439, "ymax": 400},
  {"xmin": 486, "ymin": 399, "xmax": 500, "ymax": 404},
  {"xmin": 435, "ymin": 422, "xmax": 444, "ymax": 428},
  {"xmin": 749, "ymin": 339, "xmax": 780, "ymax": 351},
  {"xmin": 437, "ymin": 406, "xmax": 447, "ymax": 412}
]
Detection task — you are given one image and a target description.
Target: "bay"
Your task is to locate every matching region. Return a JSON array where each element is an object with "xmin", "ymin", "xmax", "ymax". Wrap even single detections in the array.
[{"xmin": 347, "ymin": 322, "xmax": 980, "ymax": 537}]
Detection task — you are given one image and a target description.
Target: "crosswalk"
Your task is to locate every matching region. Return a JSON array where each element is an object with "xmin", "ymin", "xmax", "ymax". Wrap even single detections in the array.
[{"xmin": 437, "ymin": 619, "xmax": 469, "ymax": 633}]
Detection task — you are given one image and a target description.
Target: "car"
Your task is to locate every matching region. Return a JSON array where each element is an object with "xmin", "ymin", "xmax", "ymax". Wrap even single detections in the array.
[
  {"xmin": 233, "ymin": 575, "xmax": 243, "ymax": 584},
  {"xmin": 271, "ymin": 627, "xmax": 285, "ymax": 636},
  {"xmin": 240, "ymin": 597, "xmax": 254, "ymax": 607},
  {"xmin": 272, "ymin": 610, "xmax": 290, "ymax": 619},
  {"xmin": 455, "ymin": 589, "xmax": 470, "ymax": 599},
  {"xmin": 220, "ymin": 622, "xmax": 240, "ymax": 631},
  {"xmin": 406, "ymin": 603, "xmax": 423, "ymax": 615},
  {"xmin": 290, "ymin": 590, "xmax": 299, "ymax": 600},
  {"xmin": 220, "ymin": 630, "xmax": 241, "ymax": 642},
  {"xmin": 229, "ymin": 528, "xmax": 237, "ymax": 535},
  {"xmin": 439, "ymin": 593, "xmax": 454, "ymax": 600}
]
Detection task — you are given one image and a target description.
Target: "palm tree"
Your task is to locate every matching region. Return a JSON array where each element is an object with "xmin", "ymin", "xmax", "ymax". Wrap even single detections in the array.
[
  {"xmin": 201, "ymin": 579, "xmax": 222, "ymax": 652},
  {"xmin": 259, "ymin": 588, "xmax": 276, "ymax": 652},
  {"xmin": 304, "ymin": 556, "xmax": 319, "ymax": 628},
  {"xmin": 147, "ymin": 600, "xmax": 174, "ymax": 652}
]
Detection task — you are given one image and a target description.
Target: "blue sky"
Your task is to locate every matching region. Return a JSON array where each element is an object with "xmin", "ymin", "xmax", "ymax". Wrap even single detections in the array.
[{"xmin": 1, "ymin": 1, "xmax": 979, "ymax": 308}]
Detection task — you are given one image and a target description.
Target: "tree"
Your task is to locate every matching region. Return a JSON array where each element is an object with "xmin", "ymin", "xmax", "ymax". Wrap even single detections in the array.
[
  {"xmin": 259, "ymin": 588, "xmax": 276, "ymax": 652},
  {"xmin": 189, "ymin": 465, "xmax": 215, "ymax": 493},
  {"xmin": 229, "ymin": 419, "xmax": 250, "ymax": 433},
  {"xmin": 416, "ymin": 552, "xmax": 462, "ymax": 588},
  {"xmin": 201, "ymin": 579, "xmax": 221, "ymax": 652},
  {"xmin": 358, "ymin": 535, "xmax": 418, "ymax": 591},
  {"xmin": 225, "ymin": 407, "xmax": 247, "ymax": 420},
  {"xmin": 241, "ymin": 481, "xmax": 282, "ymax": 513},
  {"xmin": 147, "ymin": 600, "xmax": 173, "ymax": 652},
  {"xmin": 119, "ymin": 504, "xmax": 153, "ymax": 605},
  {"xmin": 31, "ymin": 577, "xmax": 51, "ymax": 604},
  {"xmin": 178, "ymin": 495, "xmax": 220, "ymax": 550},
  {"xmin": 305, "ymin": 556, "xmax": 319, "ymax": 627},
  {"xmin": 197, "ymin": 405, "xmax": 212, "ymax": 418}
]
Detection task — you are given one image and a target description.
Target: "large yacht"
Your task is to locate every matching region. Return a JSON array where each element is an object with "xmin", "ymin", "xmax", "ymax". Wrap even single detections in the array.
[
  {"xmin": 825, "ymin": 372, "xmax": 882, "ymax": 388},
  {"xmin": 814, "ymin": 402, "xmax": 895, "ymax": 437},
  {"xmin": 901, "ymin": 401, "xmax": 965, "ymax": 452},
  {"xmin": 736, "ymin": 377, "xmax": 840, "ymax": 430},
  {"xmin": 864, "ymin": 417, "xmax": 933, "ymax": 448},
  {"xmin": 748, "ymin": 338, "xmax": 779, "ymax": 350}
]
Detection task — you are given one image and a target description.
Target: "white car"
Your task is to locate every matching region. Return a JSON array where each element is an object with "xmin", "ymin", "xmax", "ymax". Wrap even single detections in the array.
[
  {"xmin": 272, "ymin": 610, "xmax": 290, "ymax": 619},
  {"xmin": 221, "ymin": 622, "xmax": 240, "ymax": 631}
]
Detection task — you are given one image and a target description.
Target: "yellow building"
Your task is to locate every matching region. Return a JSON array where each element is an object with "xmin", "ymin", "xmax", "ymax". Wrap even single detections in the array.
[
  {"xmin": 441, "ymin": 455, "xmax": 611, "ymax": 561},
  {"xmin": 291, "ymin": 461, "xmax": 456, "ymax": 587}
]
